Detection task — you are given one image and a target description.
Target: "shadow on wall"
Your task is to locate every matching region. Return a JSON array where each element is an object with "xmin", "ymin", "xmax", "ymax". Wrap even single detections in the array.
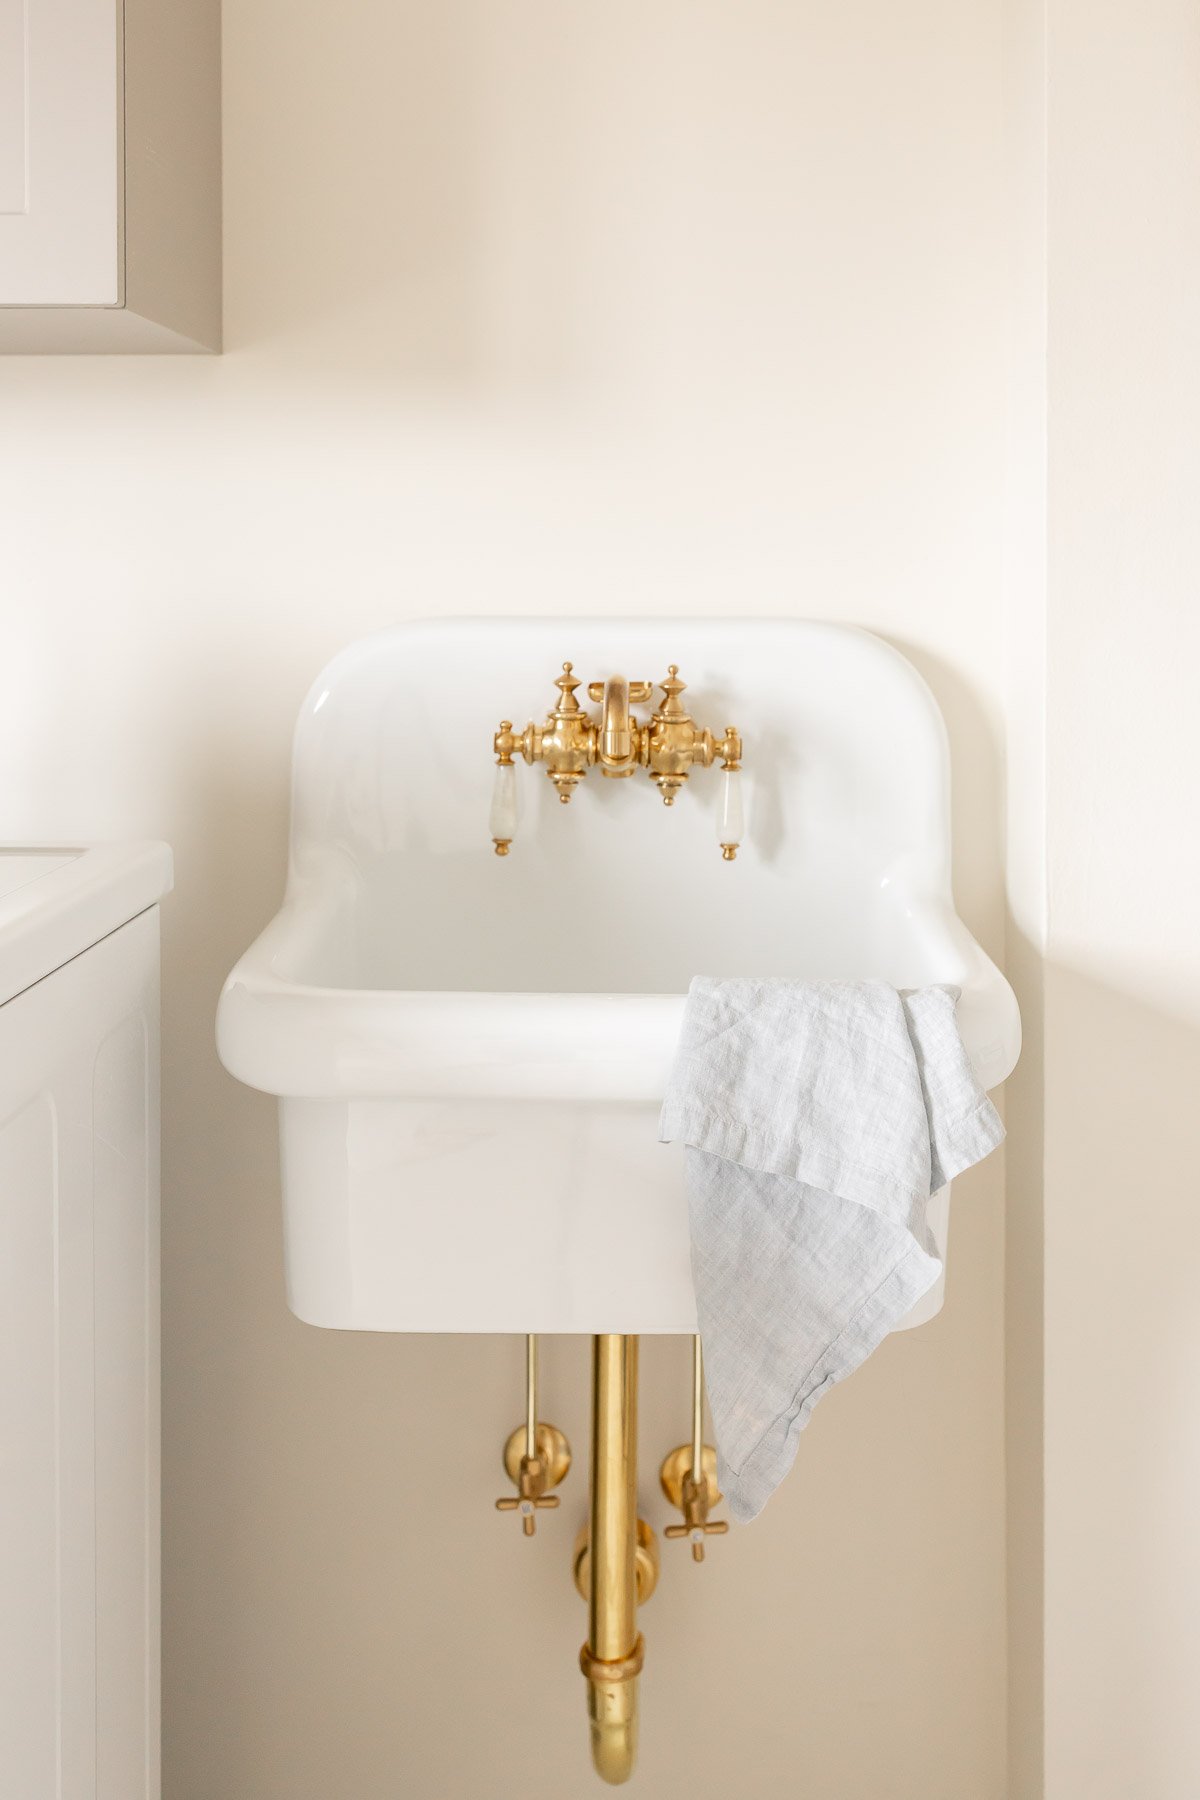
[
  {"xmin": 991, "ymin": 943, "xmax": 1200, "ymax": 1800},
  {"xmin": 1004, "ymin": 916, "xmax": 1044, "ymax": 1800},
  {"xmin": 1036, "ymin": 961, "xmax": 1200, "ymax": 1796}
]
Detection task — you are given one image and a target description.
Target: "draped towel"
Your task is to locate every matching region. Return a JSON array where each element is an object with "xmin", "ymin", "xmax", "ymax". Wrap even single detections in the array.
[{"xmin": 659, "ymin": 979, "xmax": 1005, "ymax": 1522}]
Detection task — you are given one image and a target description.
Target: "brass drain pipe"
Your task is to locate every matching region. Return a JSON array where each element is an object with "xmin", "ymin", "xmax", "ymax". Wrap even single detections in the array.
[{"xmin": 581, "ymin": 1335, "xmax": 642, "ymax": 1784}]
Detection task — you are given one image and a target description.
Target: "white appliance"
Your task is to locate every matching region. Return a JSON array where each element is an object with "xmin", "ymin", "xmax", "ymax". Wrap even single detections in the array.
[{"xmin": 0, "ymin": 842, "xmax": 172, "ymax": 1800}]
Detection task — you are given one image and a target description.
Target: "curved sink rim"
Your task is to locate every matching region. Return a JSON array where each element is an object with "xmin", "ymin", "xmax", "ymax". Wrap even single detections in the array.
[{"xmin": 217, "ymin": 880, "xmax": 1020, "ymax": 1101}]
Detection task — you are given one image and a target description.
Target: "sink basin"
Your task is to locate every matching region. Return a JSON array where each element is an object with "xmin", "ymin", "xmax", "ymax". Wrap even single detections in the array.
[{"xmin": 216, "ymin": 619, "xmax": 1019, "ymax": 1333}]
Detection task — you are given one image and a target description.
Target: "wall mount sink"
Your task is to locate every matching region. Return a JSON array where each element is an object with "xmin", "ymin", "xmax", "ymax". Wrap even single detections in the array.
[{"xmin": 217, "ymin": 619, "xmax": 1018, "ymax": 1333}]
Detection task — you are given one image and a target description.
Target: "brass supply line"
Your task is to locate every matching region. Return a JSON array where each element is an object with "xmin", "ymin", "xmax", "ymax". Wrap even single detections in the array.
[
  {"xmin": 581, "ymin": 1335, "xmax": 643, "ymax": 1785},
  {"xmin": 691, "ymin": 1334, "xmax": 703, "ymax": 1475},
  {"xmin": 525, "ymin": 1331, "xmax": 537, "ymax": 1462}
]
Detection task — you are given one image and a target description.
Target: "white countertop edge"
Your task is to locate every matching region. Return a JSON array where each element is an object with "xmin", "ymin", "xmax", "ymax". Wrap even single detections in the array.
[{"xmin": 0, "ymin": 841, "xmax": 174, "ymax": 1007}]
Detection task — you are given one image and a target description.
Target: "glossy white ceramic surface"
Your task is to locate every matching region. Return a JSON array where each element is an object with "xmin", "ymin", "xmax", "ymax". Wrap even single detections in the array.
[{"xmin": 217, "ymin": 619, "xmax": 1019, "ymax": 1332}]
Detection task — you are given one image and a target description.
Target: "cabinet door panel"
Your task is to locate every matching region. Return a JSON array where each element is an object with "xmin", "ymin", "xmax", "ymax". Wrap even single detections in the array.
[
  {"xmin": 0, "ymin": 0, "xmax": 120, "ymax": 304},
  {"xmin": 0, "ymin": 909, "xmax": 160, "ymax": 1799},
  {"xmin": 0, "ymin": 1094, "xmax": 67, "ymax": 1796}
]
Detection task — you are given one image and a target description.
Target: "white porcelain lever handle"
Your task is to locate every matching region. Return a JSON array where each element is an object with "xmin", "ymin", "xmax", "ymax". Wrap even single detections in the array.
[
  {"xmin": 490, "ymin": 757, "xmax": 518, "ymax": 856},
  {"xmin": 717, "ymin": 766, "xmax": 743, "ymax": 861}
]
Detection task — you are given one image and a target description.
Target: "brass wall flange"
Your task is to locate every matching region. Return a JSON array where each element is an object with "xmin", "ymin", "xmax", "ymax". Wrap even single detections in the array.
[
  {"xmin": 503, "ymin": 1422, "xmax": 571, "ymax": 1492},
  {"xmin": 572, "ymin": 1519, "xmax": 660, "ymax": 1607},
  {"xmin": 658, "ymin": 1442, "xmax": 721, "ymax": 1513}
]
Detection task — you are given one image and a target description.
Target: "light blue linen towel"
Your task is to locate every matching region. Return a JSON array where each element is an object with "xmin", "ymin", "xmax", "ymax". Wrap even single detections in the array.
[{"xmin": 659, "ymin": 978, "xmax": 1004, "ymax": 1522}]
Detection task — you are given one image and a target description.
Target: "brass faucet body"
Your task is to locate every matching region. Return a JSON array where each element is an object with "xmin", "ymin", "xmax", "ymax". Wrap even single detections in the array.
[
  {"xmin": 492, "ymin": 662, "xmax": 741, "ymax": 833},
  {"xmin": 642, "ymin": 665, "xmax": 710, "ymax": 805}
]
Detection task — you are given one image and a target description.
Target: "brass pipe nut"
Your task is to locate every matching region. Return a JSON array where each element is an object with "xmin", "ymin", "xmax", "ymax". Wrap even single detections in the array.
[{"xmin": 579, "ymin": 1634, "xmax": 645, "ymax": 1686}]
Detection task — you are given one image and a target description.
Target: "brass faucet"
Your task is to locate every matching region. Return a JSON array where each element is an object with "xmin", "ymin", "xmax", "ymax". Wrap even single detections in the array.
[{"xmin": 491, "ymin": 662, "xmax": 743, "ymax": 853}]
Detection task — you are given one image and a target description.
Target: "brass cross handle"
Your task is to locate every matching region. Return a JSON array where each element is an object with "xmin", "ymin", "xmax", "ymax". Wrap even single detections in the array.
[
  {"xmin": 494, "ymin": 1335, "xmax": 571, "ymax": 1537},
  {"xmin": 492, "ymin": 1440, "xmax": 568, "ymax": 1540},
  {"xmin": 661, "ymin": 1457, "xmax": 730, "ymax": 1562}
]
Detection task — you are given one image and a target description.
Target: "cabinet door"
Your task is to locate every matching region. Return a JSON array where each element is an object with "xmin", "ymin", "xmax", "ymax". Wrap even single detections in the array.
[
  {"xmin": 0, "ymin": 908, "xmax": 160, "ymax": 1799},
  {"xmin": 0, "ymin": 0, "xmax": 120, "ymax": 304}
]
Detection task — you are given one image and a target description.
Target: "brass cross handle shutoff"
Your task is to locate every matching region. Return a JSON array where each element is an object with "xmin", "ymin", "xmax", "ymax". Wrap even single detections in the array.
[
  {"xmin": 495, "ymin": 1334, "xmax": 571, "ymax": 1537},
  {"xmin": 659, "ymin": 1336, "xmax": 728, "ymax": 1562},
  {"xmin": 661, "ymin": 1456, "xmax": 729, "ymax": 1561}
]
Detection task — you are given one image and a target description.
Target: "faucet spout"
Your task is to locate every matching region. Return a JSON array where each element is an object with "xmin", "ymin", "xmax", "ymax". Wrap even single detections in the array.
[{"xmin": 599, "ymin": 676, "xmax": 636, "ymax": 774}]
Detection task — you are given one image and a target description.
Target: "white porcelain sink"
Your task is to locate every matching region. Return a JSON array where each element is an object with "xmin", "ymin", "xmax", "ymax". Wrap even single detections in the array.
[{"xmin": 217, "ymin": 619, "xmax": 1019, "ymax": 1333}]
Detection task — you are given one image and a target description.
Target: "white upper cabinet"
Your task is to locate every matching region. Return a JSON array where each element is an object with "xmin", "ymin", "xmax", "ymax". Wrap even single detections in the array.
[{"xmin": 0, "ymin": 0, "xmax": 220, "ymax": 352}]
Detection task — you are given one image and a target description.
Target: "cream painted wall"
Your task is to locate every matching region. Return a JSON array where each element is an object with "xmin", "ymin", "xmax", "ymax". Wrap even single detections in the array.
[
  {"xmin": 1040, "ymin": 2, "xmax": 1200, "ymax": 1795},
  {"xmin": 2, "ymin": 4, "xmax": 1014, "ymax": 1796}
]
